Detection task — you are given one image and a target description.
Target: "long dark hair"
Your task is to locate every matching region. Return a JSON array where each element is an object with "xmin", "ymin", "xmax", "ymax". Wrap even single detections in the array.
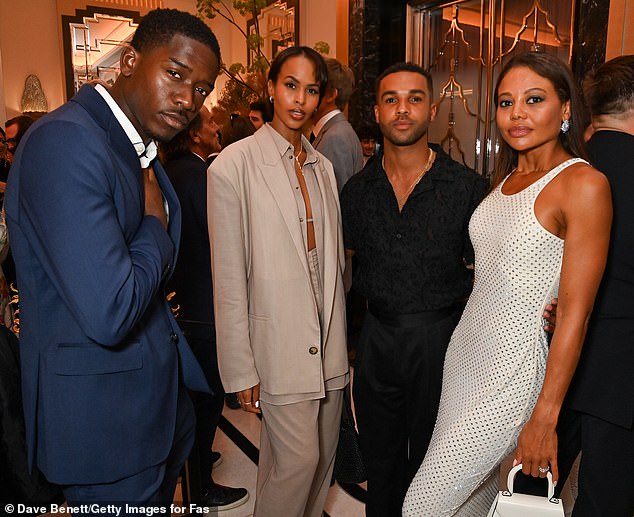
[
  {"xmin": 491, "ymin": 52, "xmax": 588, "ymax": 189},
  {"xmin": 268, "ymin": 46, "xmax": 329, "ymax": 104}
]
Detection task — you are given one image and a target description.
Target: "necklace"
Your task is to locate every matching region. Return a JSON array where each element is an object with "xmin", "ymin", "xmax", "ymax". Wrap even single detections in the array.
[
  {"xmin": 385, "ymin": 148, "xmax": 436, "ymax": 208},
  {"xmin": 294, "ymin": 142, "xmax": 304, "ymax": 172}
]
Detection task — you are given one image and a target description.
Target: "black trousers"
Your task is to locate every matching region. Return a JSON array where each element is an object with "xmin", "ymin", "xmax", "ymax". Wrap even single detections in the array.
[
  {"xmin": 555, "ymin": 407, "xmax": 634, "ymax": 517},
  {"xmin": 353, "ymin": 307, "xmax": 460, "ymax": 517},
  {"xmin": 179, "ymin": 321, "xmax": 225, "ymax": 499}
]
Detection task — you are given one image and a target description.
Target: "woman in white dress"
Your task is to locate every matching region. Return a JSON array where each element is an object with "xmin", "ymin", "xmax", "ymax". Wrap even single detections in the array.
[{"xmin": 403, "ymin": 52, "xmax": 612, "ymax": 516}]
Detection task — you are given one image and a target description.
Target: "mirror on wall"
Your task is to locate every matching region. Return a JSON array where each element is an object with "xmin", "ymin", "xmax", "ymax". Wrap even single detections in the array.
[
  {"xmin": 62, "ymin": 6, "xmax": 141, "ymax": 100},
  {"xmin": 247, "ymin": 0, "xmax": 298, "ymax": 64}
]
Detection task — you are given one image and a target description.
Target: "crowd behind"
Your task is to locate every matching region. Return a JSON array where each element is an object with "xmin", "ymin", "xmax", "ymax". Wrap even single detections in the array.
[{"xmin": 0, "ymin": 7, "xmax": 632, "ymax": 517}]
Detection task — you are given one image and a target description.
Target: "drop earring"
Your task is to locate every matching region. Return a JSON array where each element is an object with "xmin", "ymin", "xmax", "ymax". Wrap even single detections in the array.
[
  {"xmin": 560, "ymin": 119, "xmax": 570, "ymax": 133},
  {"xmin": 269, "ymin": 96, "xmax": 274, "ymax": 104}
]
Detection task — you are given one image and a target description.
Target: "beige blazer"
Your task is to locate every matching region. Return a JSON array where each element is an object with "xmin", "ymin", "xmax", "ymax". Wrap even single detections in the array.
[{"xmin": 208, "ymin": 126, "xmax": 348, "ymax": 397}]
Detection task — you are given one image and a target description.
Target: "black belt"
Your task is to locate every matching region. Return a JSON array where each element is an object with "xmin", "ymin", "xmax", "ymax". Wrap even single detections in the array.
[{"xmin": 368, "ymin": 305, "xmax": 455, "ymax": 328}]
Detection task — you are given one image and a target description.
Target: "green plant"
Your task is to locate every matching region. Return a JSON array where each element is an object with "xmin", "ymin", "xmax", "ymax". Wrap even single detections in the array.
[
  {"xmin": 197, "ymin": 0, "xmax": 270, "ymax": 103},
  {"xmin": 197, "ymin": 1, "xmax": 330, "ymax": 115}
]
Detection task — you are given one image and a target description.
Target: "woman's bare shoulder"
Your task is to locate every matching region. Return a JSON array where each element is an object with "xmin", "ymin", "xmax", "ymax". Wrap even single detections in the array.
[
  {"xmin": 557, "ymin": 160, "xmax": 611, "ymax": 214},
  {"xmin": 560, "ymin": 160, "xmax": 610, "ymax": 192}
]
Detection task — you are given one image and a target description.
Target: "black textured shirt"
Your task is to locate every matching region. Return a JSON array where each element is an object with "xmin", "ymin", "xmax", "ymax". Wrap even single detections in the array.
[{"xmin": 340, "ymin": 144, "xmax": 488, "ymax": 314}]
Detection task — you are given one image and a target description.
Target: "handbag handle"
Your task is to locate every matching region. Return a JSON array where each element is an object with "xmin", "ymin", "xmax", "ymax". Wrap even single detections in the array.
[{"xmin": 506, "ymin": 464, "xmax": 555, "ymax": 499}]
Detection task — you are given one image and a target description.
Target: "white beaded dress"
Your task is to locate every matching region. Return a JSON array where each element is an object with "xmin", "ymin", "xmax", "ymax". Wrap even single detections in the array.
[{"xmin": 403, "ymin": 158, "xmax": 585, "ymax": 516}]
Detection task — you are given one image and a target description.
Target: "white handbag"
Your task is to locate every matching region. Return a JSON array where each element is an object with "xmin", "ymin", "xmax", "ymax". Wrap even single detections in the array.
[{"xmin": 487, "ymin": 464, "xmax": 565, "ymax": 517}]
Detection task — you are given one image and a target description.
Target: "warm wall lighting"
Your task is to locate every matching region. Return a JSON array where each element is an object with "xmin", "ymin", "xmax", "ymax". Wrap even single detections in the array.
[{"xmin": 21, "ymin": 74, "xmax": 48, "ymax": 115}]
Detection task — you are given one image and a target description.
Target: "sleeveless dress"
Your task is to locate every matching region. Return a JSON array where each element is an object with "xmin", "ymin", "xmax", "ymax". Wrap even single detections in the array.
[{"xmin": 403, "ymin": 158, "xmax": 585, "ymax": 516}]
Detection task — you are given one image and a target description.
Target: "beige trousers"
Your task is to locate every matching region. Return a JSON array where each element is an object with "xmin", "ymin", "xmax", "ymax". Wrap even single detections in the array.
[{"xmin": 254, "ymin": 389, "xmax": 343, "ymax": 517}]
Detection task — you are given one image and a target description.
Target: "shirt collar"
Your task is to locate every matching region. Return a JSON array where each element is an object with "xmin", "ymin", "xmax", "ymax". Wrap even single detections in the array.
[
  {"xmin": 191, "ymin": 151, "xmax": 207, "ymax": 163},
  {"xmin": 264, "ymin": 123, "xmax": 319, "ymax": 166},
  {"xmin": 313, "ymin": 109, "xmax": 341, "ymax": 137},
  {"xmin": 369, "ymin": 144, "xmax": 457, "ymax": 183},
  {"xmin": 95, "ymin": 84, "xmax": 158, "ymax": 168}
]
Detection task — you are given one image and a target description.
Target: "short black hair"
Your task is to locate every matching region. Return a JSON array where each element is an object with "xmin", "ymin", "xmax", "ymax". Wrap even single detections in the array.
[
  {"xmin": 355, "ymin": 123, "xmax": 378, "ymax": 141},
  {"xmin": 268, "ymin": 46, "xmax": 328, "ymax": 104},
  {"xmin": 131, "ymin": 8, "xmax": 221, "ymax": 63},
  {"xmin": 375, "ymin": 62, "xmax": 434, "ymax": 100},
  {"xmin": 5, "ymin": 115, "xmax": 34, "ymax": 147},
  {"xmin": 249, "ymin": 100, "xmax": 273, "ymax": 122}
]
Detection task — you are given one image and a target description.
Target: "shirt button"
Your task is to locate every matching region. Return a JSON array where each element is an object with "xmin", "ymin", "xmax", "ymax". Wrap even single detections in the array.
[
  {"xmin": 170, "ymin": 332, "xmax": 179, "ymax": 344},
  {"xmin": 309, "ymin": 346, "xmax": 319, "ymax": 355},
  {"xmin": 396, "ymin": 233, "xmax": 402, "ymax": 239},
  {"xmin": 300, "ymin": 217, "xmax": 304, "ymax": 222}
]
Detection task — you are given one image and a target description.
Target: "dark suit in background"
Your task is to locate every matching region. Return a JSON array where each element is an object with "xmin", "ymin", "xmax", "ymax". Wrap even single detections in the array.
[
  {"xmin": 164, "ymin": 151, "xmax": 224, "ymax": 498},
  {"xmin": 556, "ymin": 130, "xmax": 634, "ymax": 516}
]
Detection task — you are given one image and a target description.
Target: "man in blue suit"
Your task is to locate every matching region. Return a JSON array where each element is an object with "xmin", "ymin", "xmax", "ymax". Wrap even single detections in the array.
[{"xmin": 4, "ymin": 8, "xmax": 220, "ymax": 507}]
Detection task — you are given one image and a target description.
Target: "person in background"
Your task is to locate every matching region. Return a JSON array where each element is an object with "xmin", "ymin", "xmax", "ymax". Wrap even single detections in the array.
[
  {"xmin": 248, "ymin": 100, "xmax": 272, "ymax": 130},
  {"xmin": 312, "ymin": 57, "xmax": 364, "ymax": 191},
  {"xmin": 4, "ymin": 116, "xmax": 33, "ymax": 165},
  {"xmin": 355, "ymin": 124, "xmax": 378, "ymax": 166},
  {"xmin": 340, "ymin": 62, "xmax": 488, "ymax": 516},
  {"xmin": 208, "ymin": 46, "xmax": 348, "ymax": 517},
  {"xmin": 1, "ymin": 117, "xmax": 34, "ymax": 292},
  {"xmin": 161, "ymin": 106, "xmax": 248, "ymax": 511},
  {"xmin": 4, "ymin": 8, "xmax": 220, "ymax": 506},
  {"xmin": 555, "ymin": 55, "xmax": 634, "ymax": 517},
  {"xmin": 222, "ymin": 113, "xmax": 256, "ymax": 147},
  {"xmin": 404, "ymin": 52, "xmax": 611, "ymax": 516},
  {"xmin": 0, "ymin": 128, "xmax": 11, "ymax": 184}
]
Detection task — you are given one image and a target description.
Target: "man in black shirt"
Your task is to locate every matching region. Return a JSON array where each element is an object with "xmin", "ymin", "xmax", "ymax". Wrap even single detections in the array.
[{"xmin": 340, "ymin": 62, "xmax": 488, "ymax": 516}]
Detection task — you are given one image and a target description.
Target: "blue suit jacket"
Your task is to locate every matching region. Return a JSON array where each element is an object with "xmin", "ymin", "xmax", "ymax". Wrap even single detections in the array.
[{"xmin": 4, "ymin": 85, "xmax": 207, "ymax": 485}]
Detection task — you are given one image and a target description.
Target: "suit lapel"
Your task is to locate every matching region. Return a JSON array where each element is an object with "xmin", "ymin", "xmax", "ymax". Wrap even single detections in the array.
[
  {"xmin": 73, "ymin": 85, "xmax": 179, "ymax": 263},
  {"xmin": 73, "ymin": 86, "xmax": 140, "ymax": 171},
  {"xmin": 73, "ymin": 85, "xmax": 144, "ymax": 212},
  {"xmin": 153, "ymin": 160, "xmax": 181, "ymax": 265},
  {"xmin": 255, "ymin": 129, "xmax": 310, "ymax": 278},
  {"xmin": 313, "ymin": 157, "xmax": 340, "ymax": 340},
  {"xmin": 313, "ymin": 112, "xmax": 342, "ymax": 149}
]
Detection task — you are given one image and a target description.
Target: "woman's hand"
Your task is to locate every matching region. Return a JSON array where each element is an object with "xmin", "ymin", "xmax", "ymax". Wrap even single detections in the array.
[
  {"xmin": 514, "ymin": 413, "xmax": 559, "ymax": 483},
  {"xmin": 543, "ymin": 298, "xmax": 558, "ymax": 333},
  {"xmin": 237, "ymin": 384, "xmax": 261, "ymax": 414}
]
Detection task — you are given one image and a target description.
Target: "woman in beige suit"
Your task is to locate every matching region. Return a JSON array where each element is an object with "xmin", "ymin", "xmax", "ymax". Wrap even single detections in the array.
[{"xmin": 207, "ymin": 47, "xmax": 349, "ymax": 517}]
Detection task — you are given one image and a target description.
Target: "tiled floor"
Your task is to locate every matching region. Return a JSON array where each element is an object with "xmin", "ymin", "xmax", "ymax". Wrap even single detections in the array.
[
  {"xmin": 203, "ymin": 403, "xmax": 366, "ymax": 516},
  {"xmin": 38, "ymin": 390, "xmax": 579, "ymax": 517},
  {"xmin": 207, "ymin": 400, "xmax": 579, "ymax": 516}
]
